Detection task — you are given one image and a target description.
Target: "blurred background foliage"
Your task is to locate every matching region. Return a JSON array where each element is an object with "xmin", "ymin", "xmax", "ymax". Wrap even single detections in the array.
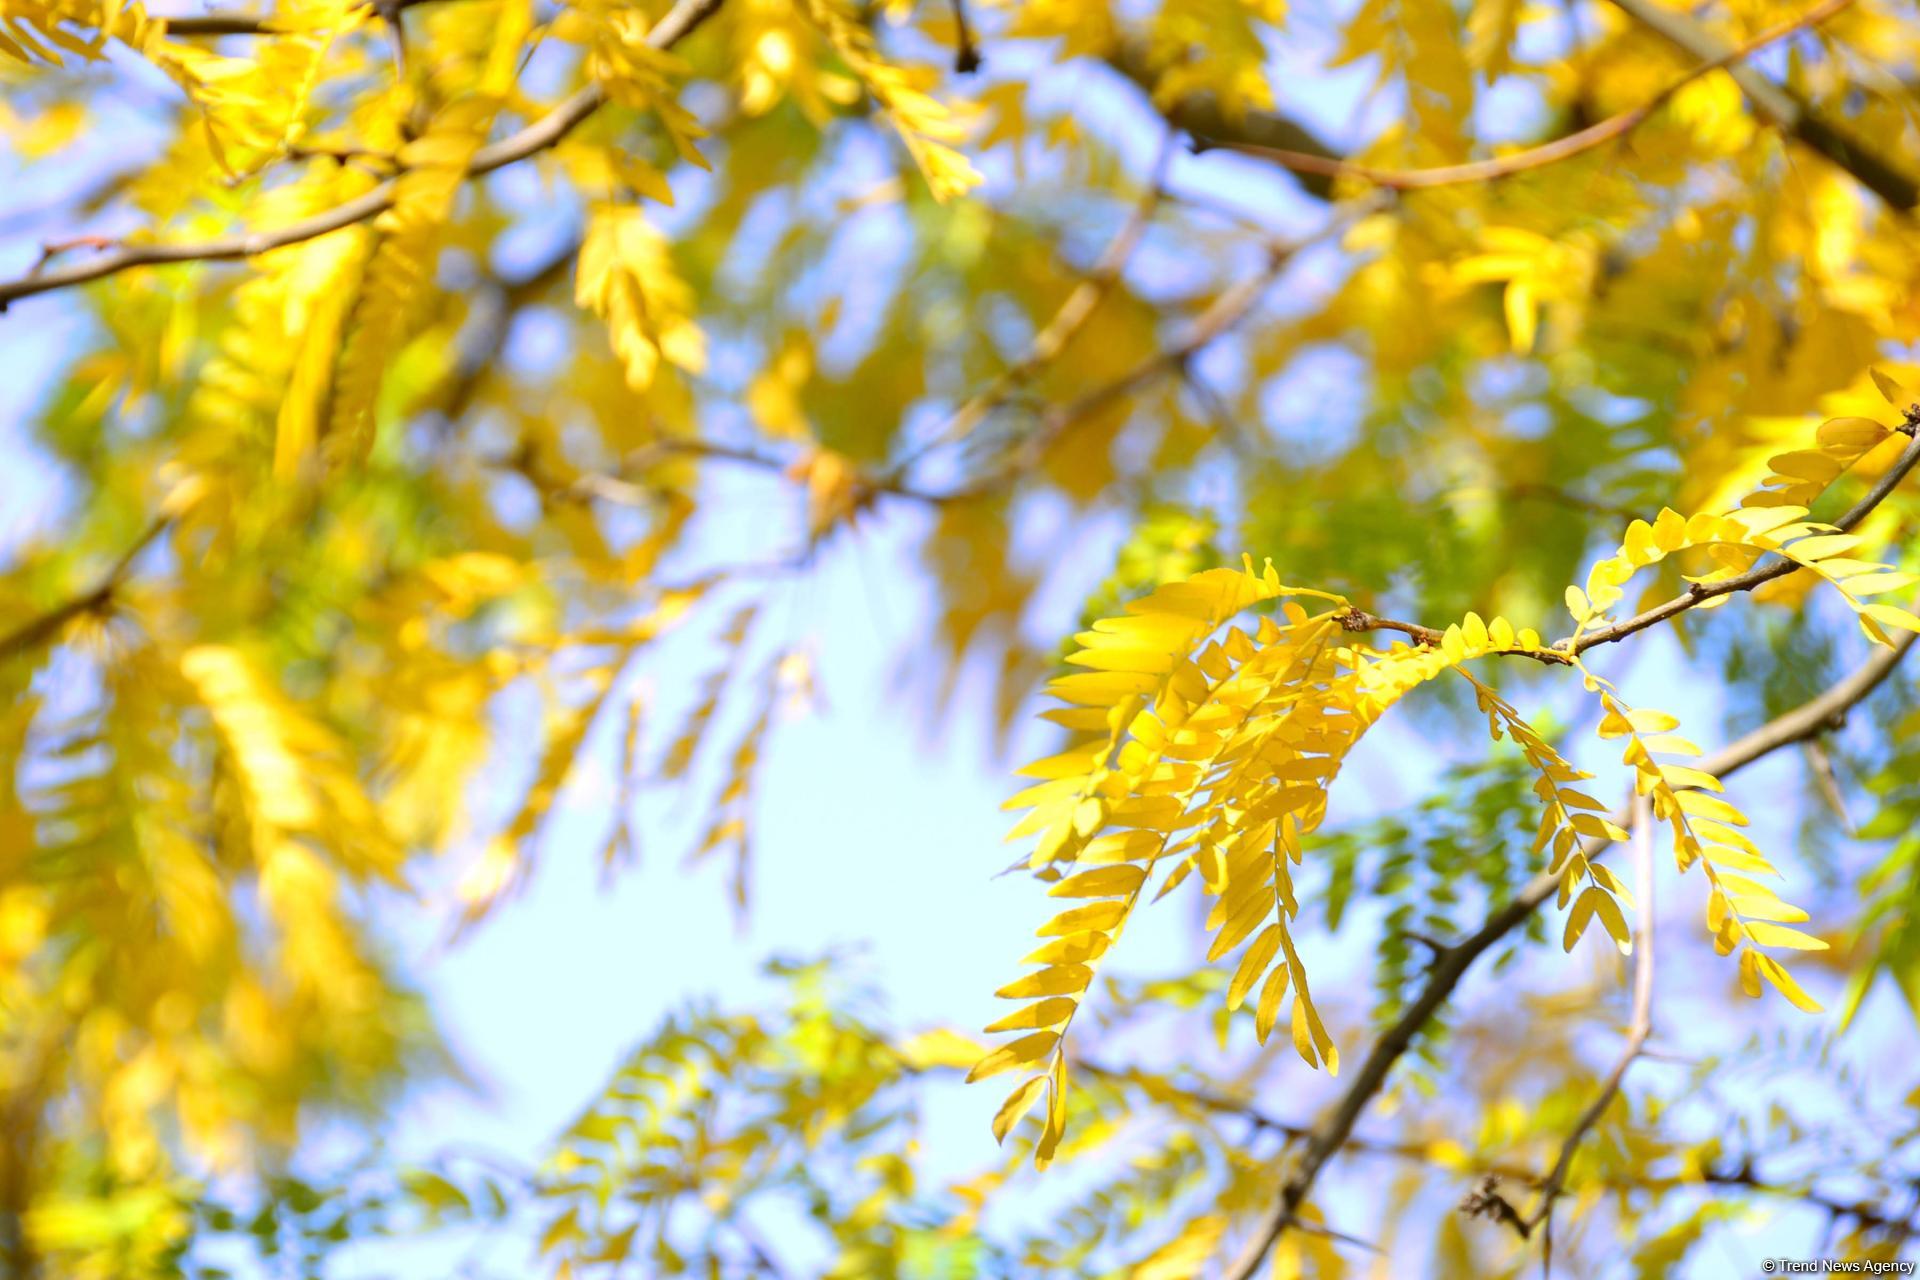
[{"xmin": 4, "ymin": 0, "xmax": 1920, "ymax": 1271}]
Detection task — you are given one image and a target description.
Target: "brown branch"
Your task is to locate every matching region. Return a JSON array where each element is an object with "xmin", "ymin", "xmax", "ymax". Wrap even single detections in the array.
[
  {"xmin": 925, "ymin": 198, "xmax": 1382, "ymax": 502},
  {"xmin": 1519, "ymin": 794, "xmax": 1656, "ymax": 1267},
  {"xmin": 1336, "ymin": 609, "xmax": 1443, "ymax": 648},
  {"xmin": 890, "ymin": 128, "xmax": 1177, "ymax": 477},
  {"xmin": 0, "ymin": 517, "xmax": 170, "ymax": 664},
  {"xmin": 158, "ymin": 0, "xmax": 442, "ymax": 36},
  {"xmin": 1605, "ymin": 0, "xmax": 1918, "ymax": 210},
  {"xmin": 1103, "ymin": 40, "xmax": 1342, "ymax": 202},
  {"xmin": 492, "ymin": 436, "xmax": 945, "ymax": 515},
  {"xmin": 31, "ymin": 235, "xmax": 118, "ymax": 274},
  {"xmin": 1697, "ymin": 1160, "xmax": 1920, "ymax": 1237},
  {"xmin": 1338, "ymin": 420, "xmax": 1920, "ymax": 665},
  {"xmin": 424, "ymin": 234, "xmax": 580, "ymax": 429},
  {"xmin": 1198, "ymin": 0, "xmax": 1854, "ymax": 193},
  {"xmin": 1336, "ymin": 606, "xmax": 1575, "ymax": 666},
  {"xmin": 1118, "ymin": 1066, "xmax": 1907, "ymax": 1226},
  {"xmin": 1562, "ymin": 422, "xmax": 1920, "ymax": 655},
  {"xmin": 1085, "ymin": 1054, "xmax": 1920, "ymax": 1249},
  {"xmin": 0, "ymin": 0, "xmax": 725, "ymax": 311},
  {"xmin": 1152, "ymin": 1066, "xmax": 1920, "ymax": 1235},
  {"xmin": 1222, "ymin": 630, "xmax": 1917, "ymax": 1280},
  {"xmin": 631, "ymin": 439, "xmax": 941, "ymax": 505},
  {"xmin": 286, "ymin": 142, "xmax": 400, "ymax": 171},
  {"xmin": 945, "ymin": 0, "xmax": 979, "ymax": 73},
  {"xmin": 1034, "ymin": 1058, "xmax": 1920, "ymax": 1239}
]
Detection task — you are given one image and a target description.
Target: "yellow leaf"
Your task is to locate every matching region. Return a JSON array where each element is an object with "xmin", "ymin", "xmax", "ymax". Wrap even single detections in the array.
[
  {"xmin": 965, "ymin": 1030, "xmax": 1060, "ymax": 1082},
  {"xmin": 577, "ymin": 203, "xmax": 707, "ymax": 392},
  {"xmin": 1564, "ymin": 585, "xmax": 1591, "ymax": 623},
  {"xmin": 897, "ymin": 1028, "xmax": 987, "ymax": 1070},
  {"xmin": 992, "ymin": 1074, "xmax": 1048, "ymax": 1143},
  {"xmin": 1870, "ymin": 367, "xmax": 1913, "ymax": 407},
  {"xmin": 1743, "ymin": 922, "xmax": 1829, "ymax": 951},
  {"xmin": 1036, "ymin": 1056, "xmax": 1067, "ymax": 1168},
  {"xmin": 1724, "ymin": 894, "xmax": 1808, "ymax": 924},
  {"xmin": 1227, "ymin": 924, "xmax": 1282, "ymax": 1011},
  {"xmin": 1254, "ymin": 964, "xmax": 1290, "ymax": 1043},
  {"xmin": 1048, "ymin": 864, "xmax": 1146, "ymax": 899},
  {"xmin": 1675, "ymin": 791, "xmax": 1746, "ymax": 825},
  {"xmin": 1563, "ymin": 885, "xmax": 1602, "ymax": 951},
  {"xmin": 1840, "ymin": 572, "xmax": 1918, "ymax": 597},
  {"xmin": 1504, "ymin": 280, "xmax": 1538, "ymax": 352},
  {"xmin": 1461, "ymin": 612, "xmax": 1489, "ymax": 651},
  {"xmin": 1863, "ymin": 602, "xmax": 1920, "ymax": 634},
  {"xmin": 994, "ymin": 966, "xmax": 1092, "ymax": 999},
  {"xmin": 1568, "ymin": 813, "xmax": 1630, "ymax": 841},
  {"xmin": 1818, "ymin": 415, "xmax": 1888, "ymax": 448},
  {"xmin": 1754, "ymin": 953, "xmax": 1823, "ymax": 1012},
  {"xmin": 1036, "ymin": 902, "xmax": 1127, "ymax": 935},
  {"xmin": 1290, "ymin": 989, "xmax": 1317, "ymax": 1065},
  {"xmin": 984, "ymin": 997, "xmax": 1076, "ymax": 1032},
  {"xmin": 1786, "ymin": 534, "xmax": 1862, "ymax": 562},
  {"xmin": 1023, "ymin": 933, "xmax": 1111, "ymax": 965},
  {"xmin": 1591, "ymin": 890, "xmax": 1632, "ymax": 954}
]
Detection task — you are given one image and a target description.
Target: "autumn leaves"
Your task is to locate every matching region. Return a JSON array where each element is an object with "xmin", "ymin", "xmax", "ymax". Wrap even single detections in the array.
[{"xmin": 976, "ymin": 408, "xmax": 1920, "ymax": 1167}]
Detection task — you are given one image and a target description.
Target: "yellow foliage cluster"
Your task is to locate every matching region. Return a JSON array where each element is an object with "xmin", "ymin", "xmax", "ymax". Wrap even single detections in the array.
[{"xmin": 978, "ymin": 408, "xmax": 1920, "ymax": 1161}]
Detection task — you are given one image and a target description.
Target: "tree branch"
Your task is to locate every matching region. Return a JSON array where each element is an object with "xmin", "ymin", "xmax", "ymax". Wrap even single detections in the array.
[
  {"xmin": 1519, "ymin": 794, "xmax": 1656, "ymax": 1266},
  {"xmin": 0, "ymin": 517, "xmax": 169, "ymax": 664},
  {"xmin": 1336, "ymin": 606, "xmax": 1575, "ymax": 665},
  {"xmin": 923, "ymin": 197, "xmax": 1382, "ymax": 501},
  {"xmin": 1102, "ymin": 40, "xmax": 1342, "ymax": 202},
  {"xmin": 888, "ymin": 128, "xmax": 1177, "ymax": 479},
  {"xmin": 1562, "ymin": 422, "xmax": 1920, "ymax": 655},
  {"xmin": 0, "ymin": 0, "xmax": 726, "ymax": 311},
  {"xmin": 424, "ymin": 234, "xmax": 581, "ymax": 429},
  {"xmin": 1222, "ymin": 630, "xmax": 1916, "ymax": 1280},
  {"xmin": 1198, "ymin": 0, "xmax": 1854, "ymax": 193},
  {"xmin": 945, "ymin": 0, "xmax": 979, "ymax": 73},
  {"xmin": 1339, "ymin": 419, "xmax": 1920, "ymax": 663},
  {"xmin": 1109, "ymin": 1058, "xmax": 1920, "ymax": 1237},
  {"xmin": 1605, "ymin": 0, "xmax": 1919, "ymax": 210},
  {"xmin": 158, "ymin": 0, "xmax": 442, "ymax": 35}
]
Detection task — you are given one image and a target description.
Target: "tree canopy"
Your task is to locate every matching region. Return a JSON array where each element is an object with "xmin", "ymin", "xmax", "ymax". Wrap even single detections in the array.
[{"xmin": 5, "ymin": 0, "xmax": 1920, "ymax": 1273}]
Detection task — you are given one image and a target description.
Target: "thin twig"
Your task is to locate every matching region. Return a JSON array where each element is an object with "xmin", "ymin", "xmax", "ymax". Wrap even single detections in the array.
[
  {"xmin": 30, "ymin": 235, "xmax": 116, "ymax": 275},
  {"xmin": 1520, "ymin": 794, "xmax": 1656, "ymax": 1268},
  {"xmin": 1336, "ymin": 606, "xmax": 1574, "ymax": 666},
  {"xmin": 426, "ymin": 234, "xmax": 580, "ymax": 428},
  {"xmin": 1103, "ymin": 39, "xmax": 1343, "ymax": 202},
  {"xmin": 727, "ymin": 1214, "xmax": 793, "ymax": 1280},
  {"xmin": 0, "ymin": 0, "xmax": 726, "ymax": 311},
  {"xmin": 889, "ymin": 129, "xmax": 1177, "ymax": 478},
  {"xmin": 946, "ymin": 0, "xmax": 979, "ymax": 72},
  {"xmin": 1605, "ymin": 0, "xmax": 1918, "ymax": 210},
  {"xmin": 1199, "ymin": 0, "xmax": 1854, "ymax": 192},
  {"xmin": 0, "ymin": 517, "xmax": 170, "ymax": 664},
  {"xmin": 1054, "ymin": 1061, "xmax": 1920, "ymax": 1237},
  {"xmin": 1561, "ymin": 422, "xmax": 1920, "ymax": 654},
  {"xmin": 1221, "ymin": 632, "xmax": 1917, "ymax": 1280},
  {"xmin": 924, "ymin": 197, "xmax": 1382, "ymax": 501},
  {"xmin": 159, "ymin": 0, "xmax": 442, "ymax": 36},
  {"xmin": 1341, "ymin": 419, "xmax": 1920, "ymax": 664},
  {"xmin": 491, "ymin": 435, "xmax": 944, "ymax": 515}
]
